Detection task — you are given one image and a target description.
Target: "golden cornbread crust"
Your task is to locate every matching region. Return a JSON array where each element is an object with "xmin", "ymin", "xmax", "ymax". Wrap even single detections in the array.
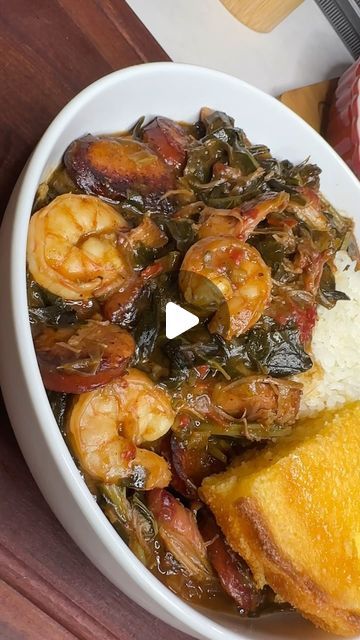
[
  {"xmin": 237, "ymin": 498, "xmax": 360, "ymax": 636},
  {"xmin": 201, "ymin": 403, "xmax": 360, "ymax": 636}
]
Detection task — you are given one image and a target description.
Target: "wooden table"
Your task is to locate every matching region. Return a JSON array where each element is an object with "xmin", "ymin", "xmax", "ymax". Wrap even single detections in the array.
[{"xmin": 0, "ymin": 3, "xmax": 193, "ymax": 639}]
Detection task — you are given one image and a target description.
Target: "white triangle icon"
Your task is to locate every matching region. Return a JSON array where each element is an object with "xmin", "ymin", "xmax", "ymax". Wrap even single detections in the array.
[{"xmin": 165, "ymin": 301, "xmax": 199, "ymax": 339}]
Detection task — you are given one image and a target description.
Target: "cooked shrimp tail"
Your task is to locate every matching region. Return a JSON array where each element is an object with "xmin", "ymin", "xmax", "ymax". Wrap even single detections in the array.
[
  {"xmin": 67, "ymin": 369, "xmax": 174, "ymax": 488},
  {"xmin": 27, "ymin": 194, "xmax": 134, "ymax": 300},
  {"xmin": 180, "ymin": 237, "xmax": 272, "ymax": 339}
]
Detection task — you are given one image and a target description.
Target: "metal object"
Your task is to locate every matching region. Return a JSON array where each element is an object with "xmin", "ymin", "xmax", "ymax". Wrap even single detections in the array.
[{"xmin": 314, "ymin": 0, "xmax": 360, "ymax": 59}]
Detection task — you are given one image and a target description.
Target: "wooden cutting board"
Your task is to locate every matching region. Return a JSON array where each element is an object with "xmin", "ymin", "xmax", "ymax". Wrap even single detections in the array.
[
  {"xmin": 219, "ymin": 0, "xmax": 304, "ymax": 32},
  {"xmin": 0, "ymin": 3, "xmax": 191, "ymax": 640},
  {"xmin": 278, "ymin": 78, "xmax": 338, "ymax": 135}
]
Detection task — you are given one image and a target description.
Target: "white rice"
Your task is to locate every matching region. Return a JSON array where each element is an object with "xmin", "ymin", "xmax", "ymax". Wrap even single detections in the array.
[{"xmin": 298, "ymin": 250, "xmax": 360, "ymax": 418}]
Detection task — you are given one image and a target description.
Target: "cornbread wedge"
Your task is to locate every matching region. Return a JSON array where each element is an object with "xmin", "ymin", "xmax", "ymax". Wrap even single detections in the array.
[{"xmin": 200, "ymin": 403, "xmax": 360, "ymax": 636}]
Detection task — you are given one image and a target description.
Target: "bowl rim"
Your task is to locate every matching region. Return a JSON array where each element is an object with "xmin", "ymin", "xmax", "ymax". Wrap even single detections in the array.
[{"xmin": 3, "ymin": 61, "xmax": 360, "ymax": 640}]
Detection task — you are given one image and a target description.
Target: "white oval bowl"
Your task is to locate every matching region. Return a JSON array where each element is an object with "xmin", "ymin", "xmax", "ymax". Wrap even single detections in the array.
[{"xmin": 0, "ymin": 62, "xmax": 359, "ymax": 640}]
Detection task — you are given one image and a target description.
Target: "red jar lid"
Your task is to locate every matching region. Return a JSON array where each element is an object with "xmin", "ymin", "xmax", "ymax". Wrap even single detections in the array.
[{"xmin": 327, "ymin": 58, "xmax": 360, "ymax": 179}]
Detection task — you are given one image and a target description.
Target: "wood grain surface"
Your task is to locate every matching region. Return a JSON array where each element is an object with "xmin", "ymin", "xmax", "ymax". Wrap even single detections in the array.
[
  {"xmin": 0, "ymin": 3, "xmax": 193, "ymax": 640},
  {"xmin": 219, "ymin": 0, "xmax": 303, "ymax": 33},
  {"xmin": 278, "ymin": 79, "xmax": 337, "ymax": 135}
]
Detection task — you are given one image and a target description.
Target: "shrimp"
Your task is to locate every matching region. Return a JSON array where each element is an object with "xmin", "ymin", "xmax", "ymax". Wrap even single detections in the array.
[
  {"xmin": 67, "ymin": 368, "xmax": 174, "ymax": 488},
  {"xmin": 212, "ymin": 375, "xmax": 302, "ymax": 427},
  {"xmin": 180, "ymin": 237, "xmax": 272, "ymax": 339},
  {"xmin": 27, "ymin": 193, "xmax": 134, "ymax": 301},
  {"xmin": 198, "ymin": 192, "xmax": 289, "ymax": 241}
]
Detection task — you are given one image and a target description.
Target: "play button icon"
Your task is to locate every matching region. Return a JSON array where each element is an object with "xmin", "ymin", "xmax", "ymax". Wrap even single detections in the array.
[{"xmin": 165, "ymin": 301, "xmax": 199, "ymax": 339}]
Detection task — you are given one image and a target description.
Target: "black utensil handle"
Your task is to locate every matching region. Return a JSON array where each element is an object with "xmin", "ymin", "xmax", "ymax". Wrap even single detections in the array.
[{"xmin": 315, "ymin": 0, "xmax": 360, "ymax": 59}]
